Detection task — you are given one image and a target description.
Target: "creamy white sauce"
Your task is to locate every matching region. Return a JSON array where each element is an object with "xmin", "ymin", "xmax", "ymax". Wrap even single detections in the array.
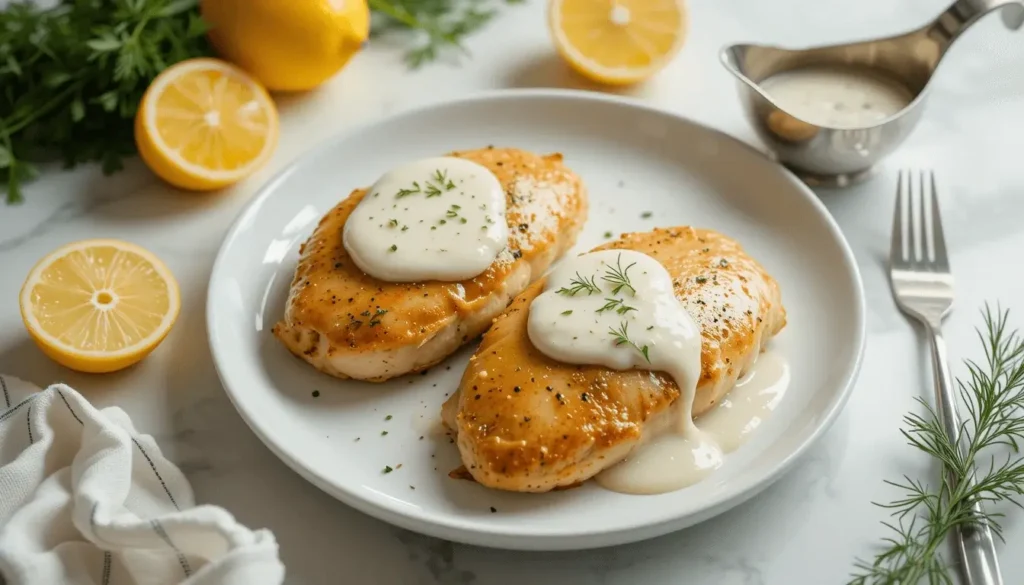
[
  {"xmin": 595, "ymin": 351, "xmax": 790, "ymax": 493},
  {"xmin": 761, "ymin": 66, "xmax": 914, "ymax": 129},
  {"xmin": 527, "ymin": 249, "xmax": 791, "ymax": 495},
  {"xmin": 527, "ymin": 250, "xmax": 720, "ymax": 492},
  {"xmin": 343, "ymin": 157, "xmax": 508, "ymax": 282},
  {"xmin": 697, "ymin": 351, "xmax": 789, "ymax": 452}
]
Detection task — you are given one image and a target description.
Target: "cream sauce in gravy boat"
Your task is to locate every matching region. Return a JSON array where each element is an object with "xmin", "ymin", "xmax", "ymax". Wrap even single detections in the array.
[{"xmin": 721, "ymin": 0, "xmax": 1024, "ymax": 186}]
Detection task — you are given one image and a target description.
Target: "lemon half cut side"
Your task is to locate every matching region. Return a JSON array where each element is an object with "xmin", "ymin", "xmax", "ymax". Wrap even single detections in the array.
[{"xmin": 20, "ymin": 239, "xmax": 181, "ymax": 373}]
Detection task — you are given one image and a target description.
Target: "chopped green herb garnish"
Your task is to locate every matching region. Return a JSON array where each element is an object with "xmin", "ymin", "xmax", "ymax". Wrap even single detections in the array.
[
  {"xmin": 602, "ymin": 254, "xmax": 637, "ymax": 296},
  {"xmin": 608, "ymin": 321, "xmax": 651, "ymax": 363},
  {"xmin": 388, "ymin": 219, "xmax": 399, "ymax": 227},
  {"xmin": 432, "ymin": 169, "xmax": 455, "ymax": 191},
  {"xmin": 389, "ymin": 244, "xmax": 398, "ymax": 252},
  {"xmin": 381, "ymin": 430, "xmax": 389, "ymax": 436},
  {"xmin": 598, "ymin": 297, "xmax": 637, "ymax": 315},
  {"xmin": 446, "ymin": 209, "xmax": 458, "ymax": 218},
  {"xmin": 383, "ymin": 466, "xmax": 393, "ymax": 474},
  {"xmin": 603, "ymin": 231, "xmax": 613, "ymax": 239},
  {"xmin": 460, "ymin": 217, "xmax": 468, "ymax": 224},
  {"xmin": 556, "ymin": 272, "xmax": 601, "ymax": 296},
  {"xmin": 396, "ymin": 182, "xmax": 422, "ymax": 198},
  {"xmin": 561, "ymin": 310, "xmax": 573, "ymax": 316},
  {"xmin": 641, "ymin": 211, "xmax": 653, "ymax": 219},
  {"xmin": 695, "ymin": 275, "xmax": 708, "ymax": 284},
  {"xmin": 385, "ymin": 415, "xmax": 393, "ymax": 421}
]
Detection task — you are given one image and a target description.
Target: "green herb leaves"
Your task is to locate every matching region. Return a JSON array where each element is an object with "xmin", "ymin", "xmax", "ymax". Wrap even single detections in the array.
[
  {"xmin": 555, "ymin": 254, "xmax": 650, "ymax": 363},
  {"xmin": 395, "ymin": 169, "xmax": 455, "ymax": 200},
  {"xmin": 850, "ymin": 306, "xmax": 1024, "ymax": 584},
  {"xmin": 608, "ymin": 321, "xmax": 650, "ymax": 363},
  {"xmin": 602, "ymin": 254, "xmax": 637, "ymax": 296},
  {"xmin": 598, "ymin": 297, "xmax": 637, "ymax": 315},
  {"xmin": 0, "ymin": 0, "xmax": 214, "ymax": 203},
  {"xmin": 368, "ymin": 0, "xmax": 522, "ymax": 68},
  {"xmin": 556, "ymin": 272, "xmax": 601, "ymax": 297}
]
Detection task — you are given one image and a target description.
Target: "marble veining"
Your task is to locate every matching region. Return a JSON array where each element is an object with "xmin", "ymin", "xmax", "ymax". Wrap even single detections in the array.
[{"xmin": 1, "ymin": 0, "xmax": 1023, "ymax": 583}]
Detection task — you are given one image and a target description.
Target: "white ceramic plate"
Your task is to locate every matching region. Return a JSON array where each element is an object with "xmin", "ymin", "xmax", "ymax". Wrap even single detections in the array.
[{"xmin": 207, "ymin": 90, "xmax": 865, "ymax": 550}]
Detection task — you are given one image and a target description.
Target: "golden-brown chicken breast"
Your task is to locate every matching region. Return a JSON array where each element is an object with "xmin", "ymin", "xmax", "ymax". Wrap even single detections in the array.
[
  {"xmin": 273, "ymin": 147, "xmax": 588, "ymax": 381},
  {"xmin": 441, "ymin": 227, "xmax": 786, "ymax": 492}
]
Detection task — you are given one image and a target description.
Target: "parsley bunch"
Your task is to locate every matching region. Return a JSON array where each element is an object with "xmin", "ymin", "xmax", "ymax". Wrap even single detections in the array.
[
  {"xmin": 0, "ymin": 0, "xmax": 518, "ymax": 204},
  {"xmin": 0, "ymin": 0, "xmax": 213, "ymax": 203}
]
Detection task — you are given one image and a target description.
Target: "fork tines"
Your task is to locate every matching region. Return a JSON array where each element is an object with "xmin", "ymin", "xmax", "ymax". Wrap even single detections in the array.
[{"xmin": 890, "ymin": 169, "xmax": 950, "ymax": 272}]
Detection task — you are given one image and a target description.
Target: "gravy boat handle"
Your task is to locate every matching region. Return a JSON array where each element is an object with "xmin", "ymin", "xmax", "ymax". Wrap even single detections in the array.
[{"xmin": 933, "ymin": 0, "xmax": 1024, "ymax": 53}]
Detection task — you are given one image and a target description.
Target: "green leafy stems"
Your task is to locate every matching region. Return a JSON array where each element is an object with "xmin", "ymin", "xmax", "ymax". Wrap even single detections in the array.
[
  {"xmin": 368, "ymin": 0, "xmax": 524, "ymax": 68},
  {"xmin": 0, "ymin": 0, "xmax": 521, "ymax": 203},
  {"xmin": 850, "ymin": 306, "xmax": 1024, "ymax": 584},
  {"xmin": 0, "ymin": 0, "xmax": 213, "ymax": 203},
  {"xmin": 555, "ymin": 253, "xmax": 649, "ymax": 363}
]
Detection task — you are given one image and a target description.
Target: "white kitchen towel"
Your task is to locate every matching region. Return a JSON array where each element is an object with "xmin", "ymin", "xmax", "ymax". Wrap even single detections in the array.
[{"xmin": 0, "ymin": 375, "xmax": 285, "ymax": 585}]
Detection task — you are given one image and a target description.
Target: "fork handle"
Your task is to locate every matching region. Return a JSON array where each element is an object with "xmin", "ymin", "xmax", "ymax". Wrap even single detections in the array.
[{"xmin": 927, "ymin": 324, "xmax": 1004, "ymax": 585}]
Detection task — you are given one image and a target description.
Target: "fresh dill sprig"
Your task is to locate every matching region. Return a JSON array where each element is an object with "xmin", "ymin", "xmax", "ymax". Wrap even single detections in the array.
[
  {"xmin": 602, "ymin": 254, "xmax": 637, "ymax": 296},
  {"xmin": 598, "ymin": 297, "xmax": 637, "ymax": 316},
  {"xmin": 556, "ymin": 272, "xmax": 601, "ymax": 297},
  {"xmin": 395, "ymin": 171, "xmax": 454, "ymax": 200},
  {"xmin": 396, "ymin": 182, "xmax": 422, "ymax": 198},
  {"xmin": 608, "ymin": 321, "xmax": 650, "ymax": 363},
  {"xmin": 434, "ymin": 169, "xmax": 456, "ymax": 190},
  {"xmin": 849, "ymin": 305, "xmax": 1024, "ymax": 584}
]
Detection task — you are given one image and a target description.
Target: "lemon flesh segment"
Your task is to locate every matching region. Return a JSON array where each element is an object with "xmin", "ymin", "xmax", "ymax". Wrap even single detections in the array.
[
  {"xmin": 136, "ymin": 58, "xmax": 279, "ymax": 191},
  {"xmin": 551, "ymin": 0, "xmax": 688, "ymax": 85},
  {"xmin": 20, "ymin": 240, "xmax": 181, "ymax": 374}
]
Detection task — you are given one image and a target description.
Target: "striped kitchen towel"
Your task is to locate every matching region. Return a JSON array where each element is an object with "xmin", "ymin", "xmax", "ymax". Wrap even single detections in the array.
[{"xmin": 0, "ymin": 376, "xmax": 284, "ymax": 585}]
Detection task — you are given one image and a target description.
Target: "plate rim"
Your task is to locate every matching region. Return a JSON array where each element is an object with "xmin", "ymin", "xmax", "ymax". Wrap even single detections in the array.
[{"xmin": 206, "ymin": 88, "xmax": 867, "ymax": 550}]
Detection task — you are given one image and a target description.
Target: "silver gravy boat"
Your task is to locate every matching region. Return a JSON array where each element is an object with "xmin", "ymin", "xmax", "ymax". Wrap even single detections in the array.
[{"xmin": 721, "ymin": 0, "xmax": 1024, "ymax": 186}]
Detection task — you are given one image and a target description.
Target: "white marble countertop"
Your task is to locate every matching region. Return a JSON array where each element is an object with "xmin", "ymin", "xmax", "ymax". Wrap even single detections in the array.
[{"xmin": 2, "ymin": 0, "xmax": 1023, "ymax": 583}]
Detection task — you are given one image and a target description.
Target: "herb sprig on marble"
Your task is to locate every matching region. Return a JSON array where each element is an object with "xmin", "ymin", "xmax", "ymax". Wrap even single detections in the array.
[
  {"xmin": 369, "ymin": 0, "xmax": 524, "ymax": 68},
  {"xmin": 849, "ymin": 306, "xmax": 1024, "ymax": 584}
]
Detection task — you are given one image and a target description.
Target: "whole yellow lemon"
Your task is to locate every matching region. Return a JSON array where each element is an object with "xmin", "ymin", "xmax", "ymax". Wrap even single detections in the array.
[{"xmin": 201, "ymin": 0, "xmax": 370, "ymax": 92}]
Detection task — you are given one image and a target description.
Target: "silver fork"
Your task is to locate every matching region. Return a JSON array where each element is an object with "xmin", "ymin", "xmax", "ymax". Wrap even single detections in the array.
[{"xmin": 889, "ymin": 170, "xmax": 1003, "ymax": 585}]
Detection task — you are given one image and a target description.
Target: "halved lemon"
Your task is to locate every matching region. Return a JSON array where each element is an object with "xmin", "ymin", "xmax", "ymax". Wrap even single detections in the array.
[
  {"xmin": 549, "ymin": 0, "xmax": 688, "ymax": 85},
  {"xmin": 20, "ymin": 240, "xmax": 181, "ymax": 374},
  {"xmin": 135, "ymin": 58, "xmax": 279, "ymax": 191}
]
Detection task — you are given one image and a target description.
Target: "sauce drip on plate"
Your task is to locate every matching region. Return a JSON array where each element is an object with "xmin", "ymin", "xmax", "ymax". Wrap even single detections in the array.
[
  {"xmin": 596, "ymin": 351, "xmax": 790, "ymax": 494},
  {"xmin": 343, "ymin": 157, "xmax": 509, "ymax": 282}
]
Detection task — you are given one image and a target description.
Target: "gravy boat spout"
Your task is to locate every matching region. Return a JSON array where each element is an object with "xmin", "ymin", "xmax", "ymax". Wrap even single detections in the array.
[{"xmin": 721, "ymin": 0, "xmax": 1024, "ymax": 186}]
